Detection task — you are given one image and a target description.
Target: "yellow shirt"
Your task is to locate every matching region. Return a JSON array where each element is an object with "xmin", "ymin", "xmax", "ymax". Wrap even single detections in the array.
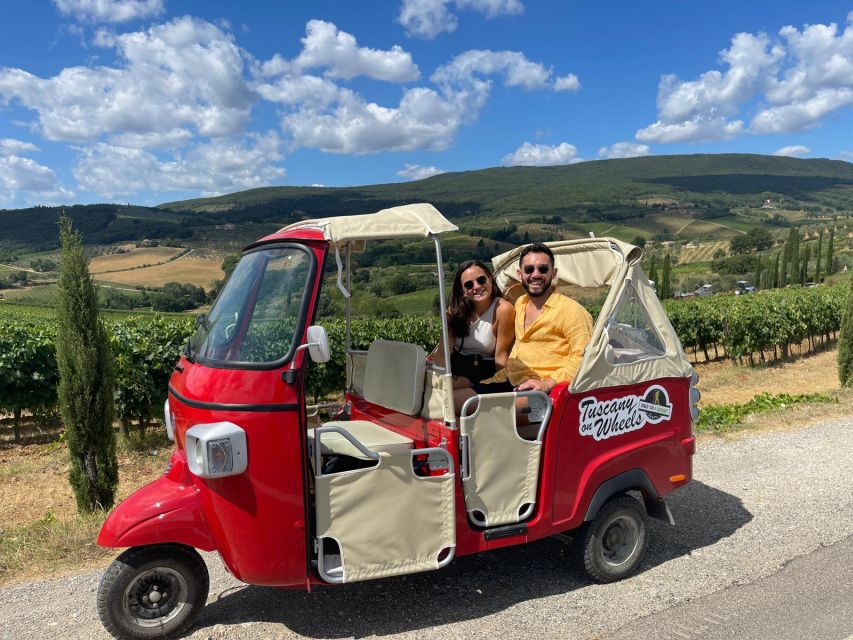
[{"xmin": 503, "ymin": 291, "xmax": 593, "ymax": 386}]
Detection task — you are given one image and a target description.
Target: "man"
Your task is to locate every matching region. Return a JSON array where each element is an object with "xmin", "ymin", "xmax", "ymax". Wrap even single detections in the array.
[{"xmin": 464, "ymin": 242, "xmax": 593, "ymax": 398}]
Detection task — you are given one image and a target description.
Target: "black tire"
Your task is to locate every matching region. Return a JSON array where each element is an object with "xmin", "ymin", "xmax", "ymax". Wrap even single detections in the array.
[
  {"xmin": 574, "ymin": 494, "xmax": 648, "ymax": 583},
  {"xmin": 96, "ymin": 544, "xmax": 209, "ymax": 640}
]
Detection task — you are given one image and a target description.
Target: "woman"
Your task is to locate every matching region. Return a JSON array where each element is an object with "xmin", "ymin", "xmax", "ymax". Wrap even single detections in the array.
[{"xmin": 430, "ymin": 260, "xmax": 515, "ymax": 387}]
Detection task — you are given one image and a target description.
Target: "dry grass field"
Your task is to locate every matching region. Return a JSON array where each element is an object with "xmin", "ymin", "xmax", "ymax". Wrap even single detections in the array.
[
  {"xmin": 94, "ymin": 254, "xmax": 224, "ymax": 288},
  {"xmin": 89, "ymin": 246, "xmax": 184, "ymax": 274}
]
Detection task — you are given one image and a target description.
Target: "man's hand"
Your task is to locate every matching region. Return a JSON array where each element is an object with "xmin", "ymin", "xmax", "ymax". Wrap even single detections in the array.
[{"xmin": 515, "ymin": 378, "xmax": 555, "ymax": 393}]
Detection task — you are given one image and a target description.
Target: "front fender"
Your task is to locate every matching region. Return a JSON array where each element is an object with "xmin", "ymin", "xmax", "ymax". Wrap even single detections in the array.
[{"xmin": 97, "ymin": 451, "xmax": 216, "ymax": 551}]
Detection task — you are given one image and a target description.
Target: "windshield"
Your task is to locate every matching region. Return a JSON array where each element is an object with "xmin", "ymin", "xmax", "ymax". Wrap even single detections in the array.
[{"xmin": 188, "ymin": 244, "xmax": 315, "ymax": 366}]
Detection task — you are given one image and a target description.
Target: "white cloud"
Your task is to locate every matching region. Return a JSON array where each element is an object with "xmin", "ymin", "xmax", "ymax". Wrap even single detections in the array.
[
  {"xmin": 283, "ymin": 20, "xmax": 419, "ymax": 82},
  {"xmin": 53, "ymin": 0, "xmax": 164, "ymax": 24},
  {"xmin": 554, "ymin": 74, "xmax": 581, "ymax": 92},
  {"xmin": 0, "ymin": 155, "xmax": 74, "ymax": 206},
  {"xmin": 637, "ymin": 116, "xmax": 744, "ymax": 144},
  {"xmin": 397, "ymin": 163, "xmax": 446, "ymax": 180},
  {"xmin": 638, "ymin": 16, "xmax": 853, "ymax": 143},
  {"xmin": 502, "ymin": 142, "xmax": 582, "ymax": 166},
  {"xmin": 841, "ymin": 150, "xmax": 853, "ymax": 161},
  {"xmin": 432, "ymin": 49, "xmax": 570, "ymax": 92},
  {"xmin": 598, "ymin": 142, "xmax": 651, "ymax": 159},
  {"xmin": 399, "ymin": 0, "xmax": 524, "ymax": 39},
  {"xmin": 773, "ymin": 145, "xmax": 810, "ymax": 157},
  {"xmin": 261, "ymin": 48, "xmax": 576, "ymax": 154},
  {"xmin": 0, "ymin": 17, "xmax": 254, "ymax": 145},
  {"xmin": 281, "ymin": 86, "xmax": 463, "ymax": 153},
  {"xmin": 72, "ymin": 133, "xmax": 286, "ymax": 198},
  {"xmin": 0, "ymin": 138, "xmax": 40, "ymax": 156}
]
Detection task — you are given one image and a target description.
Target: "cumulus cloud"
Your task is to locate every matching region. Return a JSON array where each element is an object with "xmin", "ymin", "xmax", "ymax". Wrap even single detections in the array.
[
  {"xmin": 0, "ymin": 137, "xmax": 73, "ymax": 204},
  {"xmin": 598, "ymin": 142, "xmax": 651, "ymax": 159},
  {"xmin": 637, "ymin": 15, "xmax": 853, "ymax": 143},
  {"xmin": 432, "ymin": 49, "xmax": 570, "ymax": 92},
  {"xmin": 0, "ymin": 17, "xmax": 254, "ymax": 145},
  {"xmin": 260, "ymin": 20, "xmax": 419, "ymax": 82},
  {"xmin": 399, "ymin": 0, "xmax": 524, "ymax": 39},
  {"xmin": 53, "ymin": 0, "xmax": 164, "ymax": 23},
  {"xmin": 773, "ymin": 145, "xmax": 810, "ymax": 157},
  {"xmin": 502, "ymin": 142, "xmax": 582, "ymax": 166},
  {"xmin": 0, "ymin": 138, "xmax": 40, "ymax": 155},
  {"xmin": 72, "ymin": 133, "xmax": 285, "ymax": 198},
  {"xmin": 261, "ymin": 48, "xmax": 577, "ymax": 154},
  {"xmin": 397, "ymin": 163, "xmax": 446, "ymax": 180}
]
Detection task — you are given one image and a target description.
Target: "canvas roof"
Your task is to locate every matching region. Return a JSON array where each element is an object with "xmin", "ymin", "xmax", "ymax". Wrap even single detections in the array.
[{"xmin": 278, "ymin": 203, "xmax": 458, "ymax": 245}]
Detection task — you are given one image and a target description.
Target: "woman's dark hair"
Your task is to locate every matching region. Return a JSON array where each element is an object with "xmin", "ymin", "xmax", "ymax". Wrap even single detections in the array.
[{"xmin": 446, "ymin": 260, "xmax": 502, "ymax": 338}]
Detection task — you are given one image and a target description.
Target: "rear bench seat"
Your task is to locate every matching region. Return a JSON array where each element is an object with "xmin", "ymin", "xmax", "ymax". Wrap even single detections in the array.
[{"xmin": 309, "ymin": 339, "xmax": 426, "ymax": 458}]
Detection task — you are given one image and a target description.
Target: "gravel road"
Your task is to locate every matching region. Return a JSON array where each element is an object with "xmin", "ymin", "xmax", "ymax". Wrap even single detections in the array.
[{"xmin": 2, "ymin": 417, "xmax": 851, "ymax": 640}]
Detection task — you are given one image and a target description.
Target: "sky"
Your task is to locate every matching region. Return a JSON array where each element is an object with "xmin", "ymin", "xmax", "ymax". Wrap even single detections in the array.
[{"xmin": 1, "ymin": 0, "xmax": 852, "ymax": 209}]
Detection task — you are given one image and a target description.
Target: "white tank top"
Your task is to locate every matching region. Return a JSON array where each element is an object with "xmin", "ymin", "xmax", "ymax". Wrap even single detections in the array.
[{"xmin": 455, "ymin": 299, "xmax": 498, "ymax": 357}]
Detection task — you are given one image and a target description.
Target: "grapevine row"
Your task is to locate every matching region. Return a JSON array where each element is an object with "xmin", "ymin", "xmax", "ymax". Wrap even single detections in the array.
[{"xmin": 1, "ymin": 282, "xmax": 848, "ymax": 439}]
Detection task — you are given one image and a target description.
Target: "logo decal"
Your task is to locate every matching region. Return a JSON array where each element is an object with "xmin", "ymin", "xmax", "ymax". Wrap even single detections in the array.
[{"xmin": 579, "ymin": 385, "xmax": 673, "ymax": 442}]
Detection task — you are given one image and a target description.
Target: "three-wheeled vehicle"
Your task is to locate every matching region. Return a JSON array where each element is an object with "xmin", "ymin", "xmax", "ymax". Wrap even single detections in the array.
[{"xmin": 96, "ymin": 203, "xmax": 699, "ymax": 640}]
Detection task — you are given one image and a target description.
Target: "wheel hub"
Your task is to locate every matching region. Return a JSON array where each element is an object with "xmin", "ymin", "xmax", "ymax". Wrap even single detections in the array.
[
  {"xmin": 599, "ymin": 515, "xmax": 640, "ymax": 567},
  {"xmin": 123, "ymin": 567, "xmax": 188, "ymax": 628}
]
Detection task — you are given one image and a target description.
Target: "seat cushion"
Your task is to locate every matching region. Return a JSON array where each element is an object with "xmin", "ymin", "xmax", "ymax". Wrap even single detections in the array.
[{"xmin": 309, "ymin": 420, "xmax": 413, "ymax": 459}]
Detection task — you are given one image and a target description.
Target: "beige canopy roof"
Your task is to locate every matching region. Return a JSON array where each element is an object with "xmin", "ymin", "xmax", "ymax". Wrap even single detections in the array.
[
  {"xmin": 279, "ymin": 203, "xmax": 458, "ymax": 245},
  {"xmin": 491, "ymin": 237, "xmax": 642, "ymax": 290}
]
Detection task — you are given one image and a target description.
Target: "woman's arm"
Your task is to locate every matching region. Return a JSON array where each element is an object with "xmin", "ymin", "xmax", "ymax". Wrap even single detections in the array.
[
  {"xmin": 429, "ymin": 322, "xmax": 455, "ymax": 367},
  {"xmin": 493, "ymin": 298, "xmax": 515, "ymax": 370}
]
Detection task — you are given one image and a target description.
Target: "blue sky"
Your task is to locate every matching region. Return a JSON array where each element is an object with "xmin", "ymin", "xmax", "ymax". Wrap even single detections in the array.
[{"xmin": 1, "ymin": 0, "xmax": 852, "ymax": 208}]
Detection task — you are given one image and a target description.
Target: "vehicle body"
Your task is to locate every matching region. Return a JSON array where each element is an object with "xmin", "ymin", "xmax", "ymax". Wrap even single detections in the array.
[
  {"xmin": 735, "ymin": 280, "xmax": 756, "ymax": 295},
  {"xmin": 96, "ymin": 204, "xmax": 699, "ymax": 640},
  {"xmin": 694, "ymin": 283, "xmax": 714, "ymax": 297}
]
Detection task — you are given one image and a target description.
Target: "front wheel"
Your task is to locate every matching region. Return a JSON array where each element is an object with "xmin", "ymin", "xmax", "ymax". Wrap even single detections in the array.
[
  {"xmin": 575, "ymin": 494, "xmax": 648, "ymax": 583},
  {"xmin": 96, "ymin": 544, "xmax": 209, "ymax": 640}
]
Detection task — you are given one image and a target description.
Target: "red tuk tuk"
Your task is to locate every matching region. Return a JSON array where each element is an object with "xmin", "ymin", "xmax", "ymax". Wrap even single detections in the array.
[{"xmin": 96, "ymin": 203, "xmax": 699, "ymax": 639}]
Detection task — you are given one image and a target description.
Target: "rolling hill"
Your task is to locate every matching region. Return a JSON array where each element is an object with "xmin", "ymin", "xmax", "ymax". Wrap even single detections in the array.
[{"xmin": 1, "ymin": 154, "xmax": 851, "ymax": 258}]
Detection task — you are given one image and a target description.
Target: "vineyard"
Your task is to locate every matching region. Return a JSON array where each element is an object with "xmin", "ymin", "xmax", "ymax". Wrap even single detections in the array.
[{"xmin": 0, "ymin": 281, "xmax": 848, "ymax": 440}]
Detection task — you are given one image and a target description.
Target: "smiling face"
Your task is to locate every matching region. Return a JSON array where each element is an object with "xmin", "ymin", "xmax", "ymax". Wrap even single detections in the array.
[
  {"xmin": 518, "ymin": 251, "xmax": 556, "ymax": 299},
  {"xmin": 459, "ymin": 264, "xmax": 493, "ymax": 307}
]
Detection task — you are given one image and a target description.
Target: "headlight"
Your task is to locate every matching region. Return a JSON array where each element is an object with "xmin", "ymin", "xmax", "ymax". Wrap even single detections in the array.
[
  {"xmin": 185, "ymin": 422, "xmax": 247, "ymax": 478},
  {"xmin": 207, "ymin": 438, "xmax": 234, "ymax": 474}
]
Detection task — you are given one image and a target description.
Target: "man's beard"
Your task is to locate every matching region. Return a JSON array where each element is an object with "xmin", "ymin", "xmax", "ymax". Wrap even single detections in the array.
[{"xmin": 523, "ymin": 277, "xmax": 553, "ymax": 298}]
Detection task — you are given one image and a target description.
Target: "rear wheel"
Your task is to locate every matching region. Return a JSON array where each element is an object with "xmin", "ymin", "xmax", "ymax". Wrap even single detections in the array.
[
  {"xmin": 575, "ymin": 494, "xmax": 648, "ymax": 583},
  {"xmin": 96, "ymin": 544, "xmax": 209, "ymax": 640}
]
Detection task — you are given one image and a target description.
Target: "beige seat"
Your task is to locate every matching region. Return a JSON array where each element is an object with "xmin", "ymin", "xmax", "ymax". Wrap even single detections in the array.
[
  {"xmin": 460, "ymin": 392, "xmax": 550, "ymax": 527},
  {"xmin": 308, "ymin": 420, "xmax": 413, "ymax": 459}
]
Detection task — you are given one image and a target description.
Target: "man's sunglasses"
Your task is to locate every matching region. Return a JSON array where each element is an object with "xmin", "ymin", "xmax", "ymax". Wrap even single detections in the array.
[
  {"xmin": 522, "ymin": 264, "xmax": 550, "ymax": 275},
  {"xmin": 463, "ymin": 275, "xmax": 489, "ymax": 290}
]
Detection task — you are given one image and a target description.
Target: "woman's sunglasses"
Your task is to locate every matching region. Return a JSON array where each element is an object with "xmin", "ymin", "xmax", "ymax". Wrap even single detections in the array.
[
  {"xmin": 463, "ymin": 275, "xmax": 489, "ymax": 290},
  {"xmin": 522, "ymin": 264, "xmax": 550, "ymax": 275}
]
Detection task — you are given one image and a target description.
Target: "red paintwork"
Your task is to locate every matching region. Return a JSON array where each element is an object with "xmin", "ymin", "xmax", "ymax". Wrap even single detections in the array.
[
  {"xmin": 98, "ymin": 226, "xmax": 695, "ymax": 592},
  {"xmin": 97, "ymin": 450, "xmax": 215, "ymax": 551}
]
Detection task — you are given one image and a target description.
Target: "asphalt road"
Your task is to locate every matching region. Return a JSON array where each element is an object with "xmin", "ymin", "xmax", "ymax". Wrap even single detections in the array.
[{"xmin": 2, "ymin": 417, "xmax": 852, "ymax": 640}]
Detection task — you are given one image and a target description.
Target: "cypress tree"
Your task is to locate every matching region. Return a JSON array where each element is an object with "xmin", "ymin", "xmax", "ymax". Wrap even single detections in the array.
[
  {"xmin": 825, "ymin": 227, "xmax": 834, "ymax": 277},
  {"xmin": 56, "ymin": 215, "xmax": 118, "ymax": 513},
  {"xmin": 838, "ymin": 276, "xmax": 853, "ymax": 387},
  {"xmin": 660, "ymin": 253, "xmax": 672, "ymax": 300},
  {"xmin": 815, "ymin": 228, "xmax": 823, "ymax": 283},
  {"xmin": 790, "ymin": 228, "xmax": 800, "ymax": 286},
  {"xmin": 799, "ymin": 243, "xmax": 810, "ymax": 286},
  {"xmin": 648, "ymin": 255, "xmax": 659, "ymax": 296},
  {"xmin": 754, "ymin": 255, "xmax": 762, "ymax": 290}
]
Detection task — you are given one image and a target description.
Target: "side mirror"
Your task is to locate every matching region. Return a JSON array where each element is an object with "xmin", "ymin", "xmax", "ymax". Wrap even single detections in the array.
[
  {"xmin": 305, "ymin": 325, "xmax": 331, "ymax": 363},
  {"xmin": 290, "ymin": 325, "xmax": 331, "ymax": 370}
]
